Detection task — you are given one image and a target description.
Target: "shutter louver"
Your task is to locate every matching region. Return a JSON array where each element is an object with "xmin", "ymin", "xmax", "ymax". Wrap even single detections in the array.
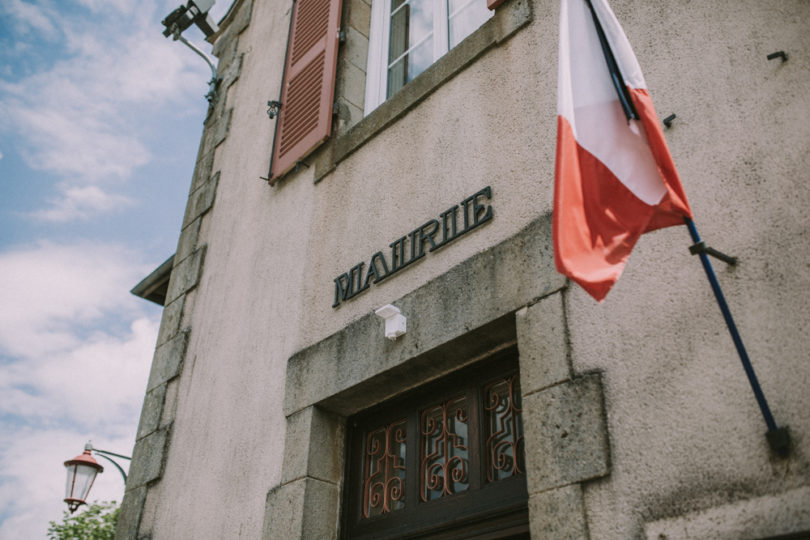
[{"xmin": 269, "ymin": 0, "xmax": 342, "ymax": 183}]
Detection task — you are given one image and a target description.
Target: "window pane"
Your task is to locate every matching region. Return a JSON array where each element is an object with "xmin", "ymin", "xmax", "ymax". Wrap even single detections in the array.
[
  {"xmin": 483, "ymin": 374, "xmax": 525, "ymax": 483},
  {"xmin": 363, "ymin": 419, "xmax": 407, "ymax": 518},
  {"xmin": 448, "ymin": 0, "xmax": 492, "ymax": 48},
  {"xmin": 420, "ymin": 395, "xmax": 469, "ymax": 501},
  {"xmin": 388, "ymin": 0, "xmax": 433, "ymax": 62},
  {"xmin": 387, "ymin": 37, "xmax": 433, "ymax": 98},
  {"xmin": 387, "ymin": 0, "xmax": 434, "ymax": 98}
]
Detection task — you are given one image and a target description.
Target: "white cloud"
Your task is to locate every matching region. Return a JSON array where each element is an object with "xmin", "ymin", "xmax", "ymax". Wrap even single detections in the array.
[
  {"xmin": 30, "ymin": 185, "xmax": 134, "ymax": 222},
  {"xmin": 0, "ymin": 428, "xmax": 135, "ymax": 539},
  {"xmin": 0, "ymin": 241, "xmax": 154, "ymax": 358},
  {"xmin": 0, "ymin": 316, "xmax": 158, "ymax": 425},
  {"xmin": 4, "ymin": 91, "xmax": 152, "ymax": 182},
  {"xmin": 1, "ymin": 0, "xmax": 58, "ymax": 38},
  {"xmin": 0, "ymin": 0, "xmax": 212, "ymax": 219},
  {"xmin": 0, "ymin": 241, "xmax": 159, "ymax": 538}
]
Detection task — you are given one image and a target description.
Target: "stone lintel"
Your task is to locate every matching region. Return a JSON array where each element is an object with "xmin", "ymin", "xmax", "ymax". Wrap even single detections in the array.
[{"xmin": 285, "ymin": 213, "xmax": 563, "ymax": 416}]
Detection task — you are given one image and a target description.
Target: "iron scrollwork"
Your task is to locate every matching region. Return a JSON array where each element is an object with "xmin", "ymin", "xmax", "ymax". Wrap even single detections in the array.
[
  {"xmin": 420, "ymin": 395, "xmax": 469, "ymax": 501},
  {"xmin": 484, "ymin": 374, "xmax": 525, "ymax": 482},
  {"xmin": 363, "ymin": 419, "xmax": 407, "ymax": 518}
]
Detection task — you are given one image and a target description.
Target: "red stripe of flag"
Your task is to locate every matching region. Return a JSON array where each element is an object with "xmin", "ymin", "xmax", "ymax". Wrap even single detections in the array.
[{"xmin": 553, "ymin": 0, "xmax": 691, "ymax": 301}]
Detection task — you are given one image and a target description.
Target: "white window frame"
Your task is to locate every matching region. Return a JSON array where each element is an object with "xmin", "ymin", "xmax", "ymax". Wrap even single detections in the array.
[{"xmin": 364, "ymin": 0, "xmax": 490, "ymax": 115}]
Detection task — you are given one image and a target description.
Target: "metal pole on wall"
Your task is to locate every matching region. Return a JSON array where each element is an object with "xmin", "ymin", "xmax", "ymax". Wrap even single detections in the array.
[{"xmin": 684, "ymin": 217, "xmax": 790, "ymax": 457}]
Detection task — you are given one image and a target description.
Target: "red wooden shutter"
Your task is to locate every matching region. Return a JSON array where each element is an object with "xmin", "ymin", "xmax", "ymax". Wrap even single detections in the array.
[
  {"xmin": 269, "ymin": 0, "xmax": 343, "ymax": 183},
  {"xmin": 486, "ymin": 0, "xmax": 504, "ymax": 11}
]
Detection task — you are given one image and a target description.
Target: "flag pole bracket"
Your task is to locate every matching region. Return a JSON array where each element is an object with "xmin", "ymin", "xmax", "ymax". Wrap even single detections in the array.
[
  {"xmin": 766, "ymin": 426, "xmax": 791, "ymax": 458},
  {"xmin": 689, "ymin": 241, "xmax": 737, "ymax": 266}
]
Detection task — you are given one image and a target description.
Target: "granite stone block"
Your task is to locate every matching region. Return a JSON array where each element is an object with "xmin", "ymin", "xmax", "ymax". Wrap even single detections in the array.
[{"xmin": 523, "ymin": 373, "xmax": 610, "ymax": 493}]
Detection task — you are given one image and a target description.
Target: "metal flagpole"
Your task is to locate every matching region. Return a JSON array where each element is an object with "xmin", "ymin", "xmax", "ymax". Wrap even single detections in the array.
[
  {"xmin": 581, "ymin": 0, "xmax": 790, "ymax": 456},
  {"xmin": 684, "ymin": 218, "xmax": 789, "ymax": 456},
  {"xmin": 582, "ymin": 0, "xmax": 638, "ymax": 122}
]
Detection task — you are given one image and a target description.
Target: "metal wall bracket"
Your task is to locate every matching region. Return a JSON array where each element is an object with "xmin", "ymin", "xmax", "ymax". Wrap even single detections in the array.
[
  {"xmin": 689, "ymin": 241, "xmax": 737, "ymax": 266},
  {"xmin": 267, "ymin": 100, "xmax": 282, "ymax": 119},
  {"xmin": 766, "ymin": 426, "xmax": 791, "ymax": 458}
]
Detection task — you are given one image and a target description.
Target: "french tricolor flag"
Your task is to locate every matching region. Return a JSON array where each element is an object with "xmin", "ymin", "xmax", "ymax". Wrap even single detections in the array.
[{"xmin": 553, "ymin": 0, "xmax": 693, "ymax": 301}]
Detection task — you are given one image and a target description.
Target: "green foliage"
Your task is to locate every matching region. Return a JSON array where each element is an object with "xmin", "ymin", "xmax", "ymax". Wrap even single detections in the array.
[{"xmin": 47, "ymin": 500, "xmax": 120, "ymax": 540}]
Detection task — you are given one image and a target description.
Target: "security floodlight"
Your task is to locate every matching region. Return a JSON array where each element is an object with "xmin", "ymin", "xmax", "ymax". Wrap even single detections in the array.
[
  {"xmin": 161, "ymin": 1, "xmax": 221, "ymax": 104},
  {"xmin": 161, "ymin": 0, "xmax": 218, "ymax": 39}
]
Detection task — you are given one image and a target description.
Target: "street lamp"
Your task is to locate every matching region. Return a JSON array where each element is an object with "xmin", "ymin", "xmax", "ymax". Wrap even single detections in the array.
[
  {"xmin": 63, "ymin": 442, "xmax": 131, "ymax": 514},
  {"xmin": 161, "ymin": 0, "xmax": 221, "ymax": 104}
]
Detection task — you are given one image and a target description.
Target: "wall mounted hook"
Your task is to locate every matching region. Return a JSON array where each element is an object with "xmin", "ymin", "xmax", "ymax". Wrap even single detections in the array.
[
  {"xmin": 689, "ymin": 241, "xmax": 737, "ymax": 266},
  {"xmin": 267, "ymin": 100, "xmax": 282, "ymax": 119},
  {"xmin": 767, "ymin": 51, "xmax": 788, "ymax": 62},
  {"xmin": 663, "ymin": 114, "xmax": 677, "ymax": 128}
]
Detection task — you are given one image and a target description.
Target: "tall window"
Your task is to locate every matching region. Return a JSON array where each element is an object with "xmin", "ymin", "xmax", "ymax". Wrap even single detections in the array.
[
  {"xmin": 364, "ymin": 0, "xmax": 494, "ymax": 113},
  {"xmin": 342, "ymin": 349, "xmax": 528, "ymax": 539}
]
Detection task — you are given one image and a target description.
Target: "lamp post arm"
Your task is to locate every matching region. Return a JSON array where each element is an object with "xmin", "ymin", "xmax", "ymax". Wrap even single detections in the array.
[
  {"xmin": 176, "ymin": 34, "xmax": 217, "ymax": 81},
  {"xmin": 90, "ymin": 447, "xmax": 132, "ymax": 462},
  {"xmin": 89, "ymin": 446, "xmax": 131, "ymax": 484},
  {"xmin": 93, "ymin": 452, "xmax": 128, "ymax": 483},
  {"xmin": 174, "ymin": 33, "xmax": 220, "ymax": 104}
]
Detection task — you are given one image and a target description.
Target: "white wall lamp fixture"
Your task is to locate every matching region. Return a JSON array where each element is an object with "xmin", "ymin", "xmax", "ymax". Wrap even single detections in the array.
[{"xmin": 375, "ymin": 304, "xmax": 407, "ymax": 341}]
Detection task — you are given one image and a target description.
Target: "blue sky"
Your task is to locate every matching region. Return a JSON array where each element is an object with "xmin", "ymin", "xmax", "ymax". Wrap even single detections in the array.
[{"xmin": 0, "ymin": 0, "xmax": 230, "ymax": 536}]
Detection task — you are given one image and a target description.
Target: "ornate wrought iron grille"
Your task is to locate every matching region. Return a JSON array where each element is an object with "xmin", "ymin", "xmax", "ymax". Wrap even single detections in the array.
[
  {"xmin": 420, "ymin": 395, "xmax": 469, "ymax": 501},
  {"xmin": 362, "ymin": 419, "xmax": 407, "ymax": 517},
  {"xmin": 484, "ymin": 374, "xmax": 525, "ymax": 482},
  {"xmin": 344, "ymin": 348, "xmax": 528, "ymax": 539}
]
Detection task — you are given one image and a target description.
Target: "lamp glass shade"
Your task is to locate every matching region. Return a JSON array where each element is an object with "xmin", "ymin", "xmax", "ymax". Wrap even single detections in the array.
[{"xmin": 64, "ymin": 450, "xmax": 103, "ymax": 511}]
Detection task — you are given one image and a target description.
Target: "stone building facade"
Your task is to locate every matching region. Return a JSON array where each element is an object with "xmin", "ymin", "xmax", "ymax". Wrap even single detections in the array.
[{"xmin": 118, "ymin": 0, "xmax": 810, "ymax": 538}]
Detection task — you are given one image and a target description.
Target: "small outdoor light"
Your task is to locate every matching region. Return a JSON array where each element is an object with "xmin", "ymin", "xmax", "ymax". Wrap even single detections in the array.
[
  {"xmin": 63, "ymin": 441, "xmax": 131, "ymax": 514},
  {"xmin": 375, "ymin": 304, "xmax": 407, "ymax": 341},
  {"xmin": 63, "ymin": 443, "xmax": 103, "ymax": 514}
]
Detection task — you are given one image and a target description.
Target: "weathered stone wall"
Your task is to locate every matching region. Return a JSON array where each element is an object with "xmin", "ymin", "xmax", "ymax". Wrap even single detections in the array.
[
  {"xmin": 115, "ymin": 1, "xmax": 251, "ymax": 538},
  {"xmin": 121, "ymin": 0, "xmax": 810, "ymax": 537}
]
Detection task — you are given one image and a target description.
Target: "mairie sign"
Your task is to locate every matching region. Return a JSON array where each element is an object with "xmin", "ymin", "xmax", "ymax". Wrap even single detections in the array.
[{"xmin": 333, "ymin": 186, "xmax": 493, "ymax": 308}]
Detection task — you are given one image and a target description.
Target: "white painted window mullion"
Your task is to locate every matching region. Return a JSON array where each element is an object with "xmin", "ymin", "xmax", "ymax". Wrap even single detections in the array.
[{"xmin": 365, "ymin": 0, "xmax": 391, "ymax": 114}]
